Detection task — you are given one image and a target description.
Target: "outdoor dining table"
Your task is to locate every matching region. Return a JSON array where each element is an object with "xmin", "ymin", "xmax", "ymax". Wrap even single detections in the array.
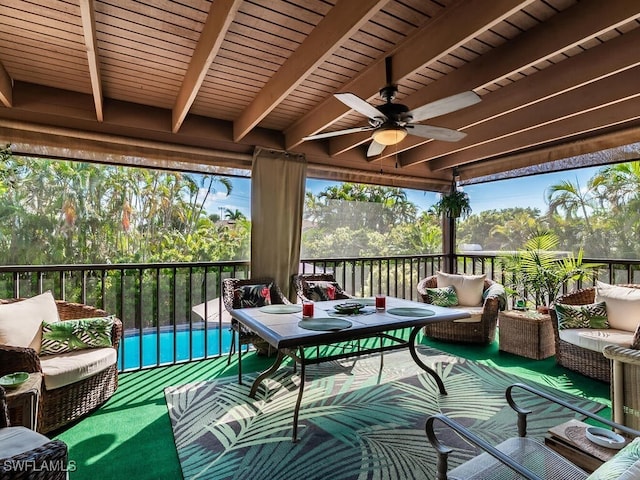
[{"xmin": 229, "ymin": 296, "xmax": 470, "ymax": 441}]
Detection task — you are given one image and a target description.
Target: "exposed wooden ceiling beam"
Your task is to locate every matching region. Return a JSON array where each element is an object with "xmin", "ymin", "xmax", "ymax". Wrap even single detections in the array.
[
  {"xmin": 233, "ymin": 0, "xmax": 388, "ymax": 142},
  {"xmin": 429, "ymin": 95, "xmax": 640, "ymax": 170},
  {"xmin": 398, "ymin": 27, "xmax": 640, "ymax": 167},
  {"xmin": 172, "ymin": 0, "xmax": 242, "ymax": 134},
  {"xmin": 284, "ymin": 0, "xmax": 534, "ymax": 150},
  {"xmin": 78, "ymin": 0, "xmax": 103, "ymax": 122},
  {"xmin": 352, "ymin": 0, "xmax": 640, "ymax": 161},
  {"xmin": 459, "ymin": 125, "xmax": 640, "ymax": 181},
  {"xmin": 426, "ymin": 67, "xmax": 640, "ymax": 171},
  {"xmin": 0, "ymin": 62, "xmax": 11, "ymax": 107}
]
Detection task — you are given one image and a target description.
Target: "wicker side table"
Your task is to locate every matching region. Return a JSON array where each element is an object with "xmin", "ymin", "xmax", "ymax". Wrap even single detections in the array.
[
  {"xmin": 498, "ymin": 310, "xmax": 555, "ymax": 359},
  {"xmin": 6, "ymin": 372, "xmax": 43, "ymax": 430}
]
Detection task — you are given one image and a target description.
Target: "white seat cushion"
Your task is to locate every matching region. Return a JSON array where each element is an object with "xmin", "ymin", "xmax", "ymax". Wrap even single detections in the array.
[
  {"xmin": 0, "ymin": 291, "xmax": 59, "ymax": 354},
  {"xmin": 452, "ymin": 306, "xmax": 483, "ymax": 323},
  {"xmin": 436, "ymin": 272, "xmax": 486, "ymax": 307},
  {"xmin": 40, "ymin": 347, "xmax": 117, "ymax": 390},
  {"xmin": 559, "ymin": 328, "xmax": 633, "ymax": 353}
]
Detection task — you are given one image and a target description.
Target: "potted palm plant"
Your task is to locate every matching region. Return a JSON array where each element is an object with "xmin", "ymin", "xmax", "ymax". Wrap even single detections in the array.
[
  {"xmin": 430, "ymin": 188, "xmax": 472, "ymax": 219},
  {"xmin": 500, "ymin": 231, "xmax": 601, "ymax": 312}
]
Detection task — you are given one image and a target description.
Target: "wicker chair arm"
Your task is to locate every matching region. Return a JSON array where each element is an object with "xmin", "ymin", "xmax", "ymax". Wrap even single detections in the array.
[
  {"xmin": 554, "ymin": 287, "xmax": 596, "ymax": 306},
  {"xmin": 2, "ymin": 439, "xmax": 69, "ymax": 474},
  {"xmin": 603, "ymin": 345, "xmax": 640, "ymax": 366},
  {"xmin": 0, "ymin": 386, "xmax": 8, "ymax": 428},
  {"xmin": 0, "ymin": 344, "xmax": 42, "ymax": 377},
  {"xmin": 271, "ymin": 282, "xmax": 291, "ymax": 305},
  {"xmin": 483, "ymin": 282, "xmax": 506, "ymax": 311},
  {"xmin": 417, "ymin": 276, "xmax": 438, "ymax": 302}
]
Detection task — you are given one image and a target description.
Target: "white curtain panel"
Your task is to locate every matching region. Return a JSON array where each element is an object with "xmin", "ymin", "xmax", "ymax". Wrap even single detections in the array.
[{"xmin": 250, "ymin": 147, "xmax": 307, "ymax": 301}]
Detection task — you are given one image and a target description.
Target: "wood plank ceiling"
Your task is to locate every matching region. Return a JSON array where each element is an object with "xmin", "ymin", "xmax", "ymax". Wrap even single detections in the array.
[{"xmin": 0, "ymin": 0, "xmax": 639, "ymax": 191}]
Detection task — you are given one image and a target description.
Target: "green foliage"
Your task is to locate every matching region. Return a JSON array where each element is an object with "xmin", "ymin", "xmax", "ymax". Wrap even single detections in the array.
[
  {"xmin": 302, "ymin": 183, "xmax": 429, "ymax": 258},
  {"xmin": 429, "ymin": 188, "xmax": 472, "ymax": 219},
  {"xmin": 0, "ymin": 149, "xmax": 248, "ymax": 265},
  {"xmin": 499, "ymin": 231, "xmax": 601, "ymax": 307}
]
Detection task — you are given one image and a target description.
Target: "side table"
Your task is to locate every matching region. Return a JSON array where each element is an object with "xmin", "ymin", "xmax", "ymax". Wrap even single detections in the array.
[
  {"xmin": 6, "ymin": 372, "xmax": 43, "ymax": 430},
  {"xmin": 498, "ymin": 309, "xmax": 555, "ymax": 359},
  {"xmin": 545, "ymin": 419, "xmax": 625, "ymax": 473}
]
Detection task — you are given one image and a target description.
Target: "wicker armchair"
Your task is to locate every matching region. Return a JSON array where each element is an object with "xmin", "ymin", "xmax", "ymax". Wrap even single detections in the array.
[
  {"xmin": 291, "ymin": 273, "xmax": 352, "ymax": 302},
  {"xmin": 0, "ymin": 300, "xmax": 122, "ymax": 433},
  {"xmin": 550, "ymin": 287, "xmax": 628, "ymax": 383},
  {"xmin": 603, "ymin": 344, "xmax": 640, "ymax": 430},
  {"xmin": 222, "ymin": 278, "xmax": 290, "ymax": 378},
  {"xmin": 417, "ymin": 275, "xmax": 503, "ymax": 344},
  {"xmin": 0, "ymin": 386, "xmax": 68, "ymax": 480}
]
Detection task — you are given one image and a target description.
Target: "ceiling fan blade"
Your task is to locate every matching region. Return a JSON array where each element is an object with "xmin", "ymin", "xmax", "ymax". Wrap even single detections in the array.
[
  {"xmin": 367, "ymin": 140, "xmax": 386, "ymax": 157},
  {"xmin": 303, "ymin": 125, "xmax": 374, "ymax": 141},
  {"xmin": 407, "ymin": 91, "xmax": 481, "ymax": 123},
  {"xmin": 407, "ymin": 124, "xmax": 467, "ymax": 142},
  {"xmin": 335, "ymin": 93, "xmax": 387, "ymax": 120}
]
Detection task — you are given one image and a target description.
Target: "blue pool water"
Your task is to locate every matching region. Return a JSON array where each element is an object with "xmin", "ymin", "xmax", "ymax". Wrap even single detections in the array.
[{"xmin": 118, "ymin": 327, "xmax": 234, "ymax": 370}]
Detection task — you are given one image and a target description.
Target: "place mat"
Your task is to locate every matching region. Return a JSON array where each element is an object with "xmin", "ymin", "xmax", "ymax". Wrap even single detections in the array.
[
  {"xmin": 259, "ymin": 304, "xmax": 302, "ymax": 314},
  {"xmin": 297, "ymin": 318, "xmax": 352, "ymax": 331},
  {"xmin": 386, "ymin": 307, "xmax": 435, "ymax": 317}
]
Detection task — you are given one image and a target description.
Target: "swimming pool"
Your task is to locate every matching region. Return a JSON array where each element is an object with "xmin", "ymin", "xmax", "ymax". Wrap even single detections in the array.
[{"xmin": 118, "ymin": 327, "xmax": 234, "ymax": 370}]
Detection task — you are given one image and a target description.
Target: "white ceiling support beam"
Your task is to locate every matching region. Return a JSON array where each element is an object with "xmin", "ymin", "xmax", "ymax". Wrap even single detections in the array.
[
  {"xmin": 398, "ymin": 27, "xmax": 640, "ymax": 167},
  {"xmin": 78, "ymin": 0, "xmax": 103, "ymax": 122},
  {"xmin": 172, "ymin": 0, "xmax": 242, "ymax": 133},
  {"xmin": 284, "ymin": 0, "xmax": 534, "ymax": 150},
  {"xmin": 233, "ymin": 0, "xmax": 388, "ymax": 142}
]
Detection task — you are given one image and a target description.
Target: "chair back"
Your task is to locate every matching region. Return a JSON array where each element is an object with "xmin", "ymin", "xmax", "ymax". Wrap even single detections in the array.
[
  {"xmin": 291, "ymin": 273, "xmax": 351, "ymax": 302},
  {"xmin": 222, "ymin": 277, "xmax": 289, "ymax": 311}
]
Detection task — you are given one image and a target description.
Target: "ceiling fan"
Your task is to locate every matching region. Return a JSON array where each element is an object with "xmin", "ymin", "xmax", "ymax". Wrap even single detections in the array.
[{"xmin": 303, "ymin": 57, "xmax": 481, "ymax": 157}]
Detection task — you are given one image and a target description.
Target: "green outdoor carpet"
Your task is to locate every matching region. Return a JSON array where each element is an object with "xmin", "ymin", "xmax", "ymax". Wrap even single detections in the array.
[{"xmin": 164, "ymin": 346, "xmax": 605, "ymax": 480}]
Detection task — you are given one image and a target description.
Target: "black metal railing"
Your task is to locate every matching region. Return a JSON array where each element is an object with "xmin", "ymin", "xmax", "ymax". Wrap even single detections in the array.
[{"xmin": 2, "ymin": 253, "xmax": 639, "ymax": 371}]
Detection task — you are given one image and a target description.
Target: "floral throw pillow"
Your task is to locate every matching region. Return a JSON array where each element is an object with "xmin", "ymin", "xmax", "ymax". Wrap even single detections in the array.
[
  {"xmin": 233, "ymin": 284, "xmax": 272, "ymax": 308},
  {"xmin": 305, "ymin": 281, "xmax": 345, "ymax": 301},
  {"xmin": 41, "ymin": 316, "xmax": 115, "ymax": 355},
  {"xmin": 555, "ymin": 302, "xmax": 609, "ymax": 330},
  {"xmin": 426, "ymin": 286, "xmax": 459, "ymax": 307}
]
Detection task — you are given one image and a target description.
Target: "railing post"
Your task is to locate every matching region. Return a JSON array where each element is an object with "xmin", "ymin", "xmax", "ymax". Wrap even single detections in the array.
[{"xmin": 442, "ymin": 216, "xmax": 456, "ymax": 273}]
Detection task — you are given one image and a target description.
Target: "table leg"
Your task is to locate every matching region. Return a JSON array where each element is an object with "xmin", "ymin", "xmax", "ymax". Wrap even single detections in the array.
[
  {"xmin": 249, "ymin": 350, "xmax": 285, "ymax": 398},
  {"xmin": 292, "ymin": 347, "xmax": 306, "ymax": 442},
  {"xmin": 408, "ymin": 326, "xmax": 447, "ymax": 395},
  {"xmin": 237, "ymin": 334, "xmax": 243, "ymax": 385}
]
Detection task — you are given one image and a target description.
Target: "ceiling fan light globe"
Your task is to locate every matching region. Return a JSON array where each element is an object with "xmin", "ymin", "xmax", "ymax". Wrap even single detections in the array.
[{"xmin": 372, "ymin": 126, "xmax": 407, "ymax": 146}]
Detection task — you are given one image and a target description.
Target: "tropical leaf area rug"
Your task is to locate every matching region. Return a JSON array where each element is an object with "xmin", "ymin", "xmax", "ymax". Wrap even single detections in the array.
[{"xmin": 164, "ymin": 346, "xmax": 604, "ymax": 480}]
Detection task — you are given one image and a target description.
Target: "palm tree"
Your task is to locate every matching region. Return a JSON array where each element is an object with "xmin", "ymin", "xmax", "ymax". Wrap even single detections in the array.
[
  {"xmin": 224, "ymin": 208, "xmax": 245, "ymax": 221},
  {"xmin": 546, "ymin": 177, "xmax": 595, "ymax": 234}
]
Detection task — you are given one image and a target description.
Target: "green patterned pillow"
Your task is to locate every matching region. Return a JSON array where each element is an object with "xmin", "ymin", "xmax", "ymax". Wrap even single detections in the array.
[
  {"xmin": 41, "ymin": 316, "xmax": 114, "ymax": 355},
  {"xmin": 555, "ymin": 302, "xmax": 609, "ymax": 330},
  {"xmin": 426, "ymin": 286, "xmax": 459, "ymax": 307},
  {"xmin": 586, "ymin": 437, "xmax": 640, "ymax": 480}
]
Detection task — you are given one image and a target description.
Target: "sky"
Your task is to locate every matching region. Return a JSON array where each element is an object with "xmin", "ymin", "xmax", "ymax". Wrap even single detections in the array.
[{"xmin": 201, "ymin": 165, "xmax": 603, "ymax": 220}]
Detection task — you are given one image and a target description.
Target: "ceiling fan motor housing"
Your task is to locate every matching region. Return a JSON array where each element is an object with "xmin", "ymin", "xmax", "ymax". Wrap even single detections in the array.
[{"xmin": 376, "ymin": 101, "xmax": 411, "ymax": 125}]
